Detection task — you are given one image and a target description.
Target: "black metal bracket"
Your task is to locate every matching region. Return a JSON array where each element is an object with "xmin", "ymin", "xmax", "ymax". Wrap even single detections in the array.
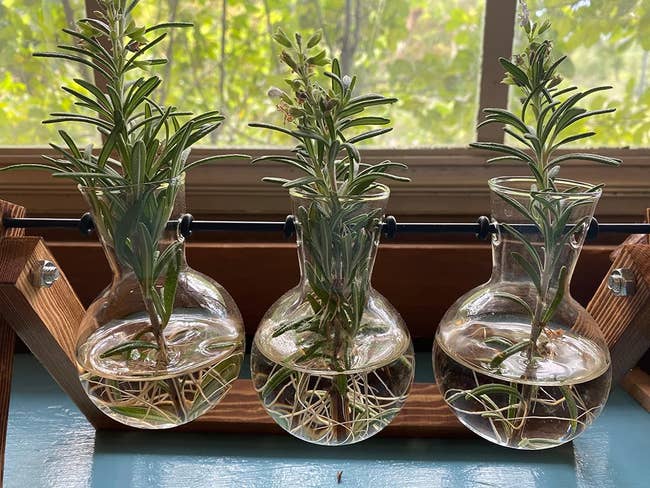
[{"xmin": 3, "ymin": 214, "xmax": 650, "ymax": 240}]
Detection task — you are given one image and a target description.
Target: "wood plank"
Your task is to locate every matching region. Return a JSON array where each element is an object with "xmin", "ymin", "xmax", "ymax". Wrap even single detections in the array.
[
  {"xmin": 0, "ymin": 200, "xmax": 26, "ymax": 238},
  {"xmin": 621, "ymin": 368, "xmax": 650, "ymax": 412},
  {"xmin": 587, "ymin": 244, "xmax": 650, "ymax": 382},
  {"xmin": 93, "ymin": 381, "xmax": 467, "ymax": 438},
  {"xmin": 0, "ymin": 237, "xmax": 118, "ymax": 430},
  {"xmin": 0, "ymin": 199, "xmax": 25, "ymax": 482},
  {"xmin": 0, "ymin": 320, "xmax": 14, "ymax": 484},
  {"xmin": 476, "ymin": 0, "xmax": 517, "ymax": 142},
  {"xmin": 45, "ymin": 242, "xmax": 615, "ymax": 340}
]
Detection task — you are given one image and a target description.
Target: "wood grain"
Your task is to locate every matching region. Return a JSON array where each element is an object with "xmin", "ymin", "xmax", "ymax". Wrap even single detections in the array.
[
  {"xmin": 621, "ymin": 368, "xmax": 650, "ymax": 412},
  {"xmin": 0, "ymin": 236, "xmax": 118, "ymax": 430},
  {"xmin": 0, "ymin": 200, "xmax": 26, "ymax": 239},
  {"xmin": 92, "ymin": 381, "xmax": 467, "ymax": 438},
  {"xmin": 0, "ymin": 320, "xmax": 15, "ymax": 485},
  {"xmin": 46, "ymin": 241, "xmax": 614, "ymax": 340},
  {"xmin": 0, "ymin": 199, "xmax": 25, "ymax": 485},
  {"xmin": 476, "ymin": 0, "xmax": 517, "ymax": 143},
  {"xmin": 587, "ymin": 244, "xmax": 650, "ymax": 382}
]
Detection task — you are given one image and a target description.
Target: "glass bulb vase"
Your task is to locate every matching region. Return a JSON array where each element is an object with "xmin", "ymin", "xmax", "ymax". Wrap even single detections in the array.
[
  {"xmin": 76, "ymin": 178, "xmax": 245, "ymax": 429},
  {"xmin": 251, "ymin": 186, "xmax": 415, "ymax": 445},
  {"xmin": 434, "ymin": 177, "xmax": 611, "ymax": 449}
]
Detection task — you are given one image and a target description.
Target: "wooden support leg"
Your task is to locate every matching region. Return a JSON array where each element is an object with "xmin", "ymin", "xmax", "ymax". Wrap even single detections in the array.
[
  {"xmin": 587, "ymin": 209, "xmax": 650, "ymax": 411},
  {"xmin": 0, "ymin": 200, "xmax": 25, "ymax": 485},
  {"xmin": 0, "ymin": 319, "xmax": 15, "ymax": 485},
  {"xmin": 0, "ymin": 236, "xmax": 117, "ymax": 430}
]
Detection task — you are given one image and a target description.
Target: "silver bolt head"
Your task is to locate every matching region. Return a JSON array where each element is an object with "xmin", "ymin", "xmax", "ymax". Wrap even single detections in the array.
[
  {"xmin": 33, "ymin": 260, "xmax": 60, "ymax": 288},
  {"xmin": 607, "ymin": 268, "xmax": 635, "ymax": 297}
]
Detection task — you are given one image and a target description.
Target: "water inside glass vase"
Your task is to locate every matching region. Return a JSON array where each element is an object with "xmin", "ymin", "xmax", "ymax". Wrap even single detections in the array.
[
  {"xmin": 251, "ymin": 187, "xmax": 414, "ymax": 445},
  {"xmin": 434, "ymin": 177, "xmax": 611, "ymax": 449},
  {"xmin": 76, "ymin": 178, "xmax": 244, "ymax": 429}
]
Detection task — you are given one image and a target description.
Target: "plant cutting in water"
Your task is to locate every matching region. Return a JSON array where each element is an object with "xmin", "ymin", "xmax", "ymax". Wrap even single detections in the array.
[
  {"xmin": 437, "ymin": 1, "xmax": 621, "ymax": 448},
  {"xmin": 1, "ymin": 0, "xmax": 246, "ymax": 427},
  {"xmin": 249, "ymin": 29, "xmax": 414, "ymax": 444}
]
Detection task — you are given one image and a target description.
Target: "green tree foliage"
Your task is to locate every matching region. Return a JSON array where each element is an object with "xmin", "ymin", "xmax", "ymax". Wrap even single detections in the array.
[
  {"xmin": 2, "ymin": 1, "xmax": 649, "ymax": 148},
  {"xmin": 1, "ymin": 0, "xmax": 484, "ymax": 147},
  {"xmin": 0, "ymin": 0, "xmax": 99, "ymax": 144},
  {"xmin": 512, "ymin": 0, "xmax": 650, "ymax": 147}
]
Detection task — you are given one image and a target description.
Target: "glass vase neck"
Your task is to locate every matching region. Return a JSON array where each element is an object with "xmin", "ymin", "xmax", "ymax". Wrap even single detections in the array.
[
  {"xmin": 290, "ymin": 188, "xmax": 389, "ymax": 290},
  {"xmin": 78, "ymin": 177, "xmax": 187, "ymax": 279},
  {"xmin": 488, "ymin": 177, "xmax": 601, "ymax": 292}
]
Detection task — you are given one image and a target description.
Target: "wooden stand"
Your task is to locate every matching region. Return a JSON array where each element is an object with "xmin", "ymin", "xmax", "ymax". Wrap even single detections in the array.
[
  {"xmin": 0, "ymin": 198, "xmax": 465, "ymax": 438},
  {"xmin": 0, "ymin": 198, "xmax": 647, "ymax": 464},
  {"xmin": 0, "ymin": 201, "xmax": 25, "ymax": 483}
]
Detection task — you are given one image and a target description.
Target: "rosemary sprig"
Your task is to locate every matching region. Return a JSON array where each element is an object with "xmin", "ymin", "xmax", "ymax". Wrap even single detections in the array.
[
  {"xmin": 473, "ymin": 3, "xmax": 620, "ymax": 365},
  {"xmin": 250, "ymin": 29, "xmax": 411, "ymax": 443},
  {"xmin": 249, "ymin": 29, "xmax": 409, "ymax": 196},
  {"xmin": 250, "ymin": 29, "xmax": 410, "ymax": 368},
  {"xmin": 449, "ymin": 2, "xmax": 620, "ymax": 445},
  {"xmin": 1, "ymin": 0, "xmax": 247, "ymax": 361}
]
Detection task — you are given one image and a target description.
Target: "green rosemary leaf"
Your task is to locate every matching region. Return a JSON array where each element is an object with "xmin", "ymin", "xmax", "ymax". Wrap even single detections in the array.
[
  {"xmin": 248, "ymin": 122, "xmax": 297, "ymax": 138},
  {"xmin": 61, "ymin": 86, "xmax": 112, "ymax": 118},
  {"xmin": 339, "ymin": 116, "xmax": 390, "ymax": 130},
  {"xmin": 493, "ymin": 192, "xmax": 535, "ymax": 222},
  {"xmin": 306, "ymin": 30, "xmax": 322, "ymax": 48},
  {"xmin": 346, "ymin": 128, "xmax": 393, "ymax": 144},
  {"xmin": 484, "ymin": 336, "xmax": 515, "ymax": 348},
  {"xmin": 78, "ymin": 17, "xmax": 111, "ymax": 35},
  {"xmin": 541, "ymin": 266, "xmax": 567, "ymax": 324},
  {"xmin": 550, "ymin": 132, "xmax": 597, "ymax": 151},
  {"xmin": 546, "ymin": 153, "xmax": 621, "ymax": 170},
  {"xmin": 560, "ymin": 385, "xmax": 578, "ymax": 435},
  {"xmin": 501, "ymin": 222, "xmax": 542, "ymax": 269},
  {"xmin": 481, "ymin": 108, "xmax": 528, "ymax": 133},
  {"xmin": 498, "ymin": 57, "xmax": 530, "ymax": 88},
  {"xmin": 272, "ymin": 28, "xmax": 293, "ymax": 48},
  {"xmin": 34, "ymin": 52, "xmax": 112, "ymax": 81},
  {"xmin": 485, "ymin": 155, "xmax": 522, "ymax": 164},
  {"xmin": 489, "ymin": 340, "xmax": 531, "ymax": 369},
  {"xmin": 109, "ymin": 405, "xmax": 173, "ymax": 424},
  {"xmin": 57, "ymin": 44, "xmax": 116, "ymax": 77},
  {"xmin": 124, "ymin": 33, "xmax": 168, "ymax": 72},
  {"xmin": 282, "ymin": 176, "xmax": 320, "ymax": 188},
  {"xmin": 512, "ymin": 252, "xmax": 542, "ymax": 293},
  {"xmin": 161, "ymin": 244, "xmax": 182, "ymax": 327},
  {"xmin": 184, "ymin": 153, "xmax": 249, "ymax": 171},
  {"xmin": 71, "ymin": 78, "xmax": 111, "ymax": 110},
  {"xmin": 0, "ymin": 163, "xmax": 61, "ymax": 173},
  {"xmin": 271, "ymin": 318, "xmax": 313, "ymax": 338},
  {"xmin": 469, "ymin": 142, "xmax": 534, "ymax": 164},
  {"xmin": 145, "ymin": 22, "xmax": 193, "ymax": 33},
  {"xmin": 44, "ymin": 114, "xmax": 112, "ymax": 131},
  {"xmin": 331, "ymin": 57, "xmax": 341, "ymax": 77},
  {"xmin": 447, "ymin": 383, "xmax": 523, "ymax": 404}
]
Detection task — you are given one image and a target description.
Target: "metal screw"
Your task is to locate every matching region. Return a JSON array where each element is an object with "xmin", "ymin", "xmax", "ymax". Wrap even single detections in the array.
[
  {"xmin": 33, "ymin": 260, "xmax": 60, "ymax": 288},
  {"xmin": 607, "ymin": 268, "xmax": 636, "ymax": 296}
]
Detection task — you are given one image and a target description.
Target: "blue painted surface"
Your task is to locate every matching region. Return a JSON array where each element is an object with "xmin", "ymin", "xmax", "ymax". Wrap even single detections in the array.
[{"xmin": 4, "ymin": 353, "xmax": 650, "ymax": 488}]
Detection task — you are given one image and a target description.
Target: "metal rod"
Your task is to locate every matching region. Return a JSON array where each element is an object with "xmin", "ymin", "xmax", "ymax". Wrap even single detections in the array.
[{"xmin": 3, "ymin": 216, "xmax": 650, "ymax": 237}]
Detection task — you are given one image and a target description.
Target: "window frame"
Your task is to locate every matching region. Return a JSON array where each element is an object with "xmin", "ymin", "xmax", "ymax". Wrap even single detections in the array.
[{"xmin": 0, "ymin": 0, "xmax": 648, "ymax": 220}]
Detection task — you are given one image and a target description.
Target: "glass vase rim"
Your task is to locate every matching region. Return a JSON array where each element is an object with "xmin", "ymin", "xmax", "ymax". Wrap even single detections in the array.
[
  {"xmin": 77, "ymin": 174, "xmax": 185, "ymax": 194},
  {"xmin": 289, "ymin": 183, "xmax": 390, "ymax": 202},
  {"xmin": 488, "ymin": 176, "xmax": 602, "ymax": 199}
]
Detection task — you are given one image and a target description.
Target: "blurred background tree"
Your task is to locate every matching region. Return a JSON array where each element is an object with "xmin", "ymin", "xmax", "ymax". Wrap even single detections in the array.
[{"xmin": 1, "ymin": 0, "xmax": 648, "ymax": 148}]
